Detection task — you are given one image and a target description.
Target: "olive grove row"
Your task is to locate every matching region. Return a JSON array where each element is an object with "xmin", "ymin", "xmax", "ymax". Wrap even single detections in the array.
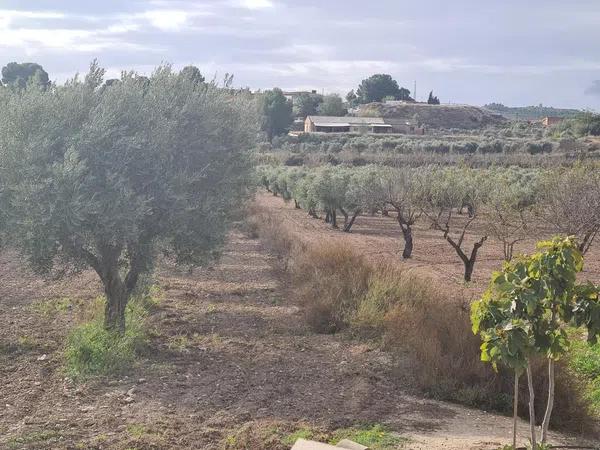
[{"xmin": 259, "ymin": 164, "xmax": 600, "ymax": 281}]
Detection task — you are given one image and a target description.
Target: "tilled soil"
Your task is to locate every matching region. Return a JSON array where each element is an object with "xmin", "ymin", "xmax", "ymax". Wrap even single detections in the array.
[{"xmin": 0, "ymin": 227, "xmax": 593, "ymax": 449}]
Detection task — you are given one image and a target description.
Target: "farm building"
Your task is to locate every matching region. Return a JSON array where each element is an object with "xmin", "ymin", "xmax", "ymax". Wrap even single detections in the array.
[
  {"xmin": 304, "ymin": 116, "xmax": 392, "ymax": 134},
  {"xmin": 304, "ymin": 116, "xmax": 424, "ymax": 135},
  {"xmin": 541, "ymin": 116, "xmax": 564, "ymax": 127}
]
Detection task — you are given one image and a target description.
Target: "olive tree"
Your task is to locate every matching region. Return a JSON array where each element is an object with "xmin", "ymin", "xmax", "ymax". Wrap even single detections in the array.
[
  {"xmin": 537, "ymin": 166, "xmax": 600, "ymax": 254},
  {"xmin": 421, "ymin": 167, "xmax": 489, "ymax": 282},
  {"xmin": 382, "ymin": 167, "xmax": 422, "ymax": 259},
  {"xmin": 0, "ymin": 63, "xmax": 255, "ymax": 332},
  {"xmin": 307, "ymin": 167, "xmax": 348, "ymax": 228},
  {"xmin": 340, "ymin": 166, "xmax": 384, "ymax": 232},
  {"xmin": 486, "ymin": 168, "xmax": 538, "ymax": 261}
]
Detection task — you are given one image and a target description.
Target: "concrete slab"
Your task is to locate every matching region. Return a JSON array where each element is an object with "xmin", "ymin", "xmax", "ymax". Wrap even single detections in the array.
[
  {"xmin": 290, "ymin": 438, "xmax": 369, "ymax": 450},
  {"xmin": 291, "ymin": 439, "xmax": 339, "ymax": 450},
  {"xmin": 336, "ymin": 439, "xmax": 369, "ymax": 450}
]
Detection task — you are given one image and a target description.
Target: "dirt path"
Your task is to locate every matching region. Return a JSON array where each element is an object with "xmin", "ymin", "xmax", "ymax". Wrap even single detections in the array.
[{"xmin": 0, "ymin": 229, "xmax": 592, "ymax": 449}]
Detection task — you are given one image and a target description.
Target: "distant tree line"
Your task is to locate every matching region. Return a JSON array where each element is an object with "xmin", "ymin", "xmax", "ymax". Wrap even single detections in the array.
[
  {"xmin": 484, "ymin": 103, "xmax": 581, "ymax": 120},
  {"xmin": 259, "ymin": 164, "xmax": 600, "ymax": 282}
]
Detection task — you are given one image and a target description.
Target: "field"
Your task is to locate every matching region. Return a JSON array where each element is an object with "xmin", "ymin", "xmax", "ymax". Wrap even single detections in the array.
[
  {"xmin": 255, "ymin": 194, "xmax": 600, "ymax": 289},
  {"xmin": 2, "ymin": 208, "xmax": 597, "ymax": 450},
  {"xmin": 1, "ymin": 72, "xmax": 600, "ymax": 450},
  {"xmin": 0, "ymin": 224, "xmax": 595, "ymax": 450}
]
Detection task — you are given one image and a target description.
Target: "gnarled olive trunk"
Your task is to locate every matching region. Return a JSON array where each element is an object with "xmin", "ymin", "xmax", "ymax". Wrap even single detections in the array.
[
  {"xmin": 444, "ymin": 233, "xmax": 486, "ymax": 282},
  {"xmin": 340, "ymin": 208, "xmax": 349, "ymax": 230},
  {"xmin": 400, "ymin": 223, "xmax": 413, "ymax": 259},
  {"xmin": 104, "ymin": 275, "xmax": 128, "ymax": 333},
  {"xmin": 89, "ymin": 244, "xmax": 143, "ymax": 334},
  {"xmin": 343, "ymin": 210, "xmax": 360, "ymax": 232}
]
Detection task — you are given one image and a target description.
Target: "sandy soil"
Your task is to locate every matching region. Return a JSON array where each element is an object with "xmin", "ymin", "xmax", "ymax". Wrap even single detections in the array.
[{"xmin": 0, "ymin": 216, "xmax": 595, "ymax": 449}]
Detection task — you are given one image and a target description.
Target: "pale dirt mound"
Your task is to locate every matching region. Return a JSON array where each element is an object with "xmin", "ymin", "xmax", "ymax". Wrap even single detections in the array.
[{"xmin": 359, "ymin": 103, "xmax": 507, "ymax": 130}]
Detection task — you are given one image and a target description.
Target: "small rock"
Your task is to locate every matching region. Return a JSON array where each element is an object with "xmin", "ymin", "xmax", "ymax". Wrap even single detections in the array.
[
  {"xmin": 37, "ymin": 354, "xmax": 48, "ymax": 361},
  {"xmin": 137, "ymin": 378, "xmax": 146, "ymax": 384},
  {"xmin": 122, "ymin": 396, "xmax": 135, "ymax": 404}
]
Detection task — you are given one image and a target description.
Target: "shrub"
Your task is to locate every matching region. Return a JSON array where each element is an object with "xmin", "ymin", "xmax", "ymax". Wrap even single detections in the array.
[
  {"xmin": 284, "ymin": 155, "xmax": 304, "ymax": 166},
  {"xmin": 569, "ymin": 338, "xmax": 600, "ymax": 418},
  {"xmin": 245, "ymin": 205, "xmax": 298, "ymax": 270},
  {"xmin": 524, "ymin": 141, "xmax": 553, "ymax": 154}
]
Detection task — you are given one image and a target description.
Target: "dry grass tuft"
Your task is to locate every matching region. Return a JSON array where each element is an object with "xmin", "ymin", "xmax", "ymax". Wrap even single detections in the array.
[{"xmin": 293, "ymin": 244, "xmax": 371, "ymax": 333}]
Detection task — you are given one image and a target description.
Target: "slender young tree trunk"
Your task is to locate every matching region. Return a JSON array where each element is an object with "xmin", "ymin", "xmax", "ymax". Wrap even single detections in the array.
[
  {"xmin": 527, "ymin": 360, "xmax": 537, "ymax": 449},
  {"xmin": 541, "ymin": 359, "xmax": 555, "ymax": 443},
  {"xmin": 513, "ymin": 371, "xmax": 520, "ymax": 449},
  {"xmin": 294, "ymin": 199, "xmax": 300, "ymax": 209}
]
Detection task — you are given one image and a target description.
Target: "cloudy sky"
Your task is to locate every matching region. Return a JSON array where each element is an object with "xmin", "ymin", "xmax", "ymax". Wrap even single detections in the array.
[{"xmin": 2, "ymin": 0, "xmax": 600, "ymax": 109}]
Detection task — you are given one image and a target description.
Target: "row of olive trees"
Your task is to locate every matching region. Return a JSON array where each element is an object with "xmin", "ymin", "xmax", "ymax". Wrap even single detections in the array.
[
  {"xmin": 259, "ymin": 164, "xmax": 600, "ymax": 282},
  {"xmin": 0, "ymin": 62, "xmax": 256, "ymax": 333}
]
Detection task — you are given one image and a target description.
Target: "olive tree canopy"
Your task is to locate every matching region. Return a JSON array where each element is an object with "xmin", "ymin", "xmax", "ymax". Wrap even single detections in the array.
[{"xmin": 0, "ymin": 63, "xmax": 256, "ymax": 331}]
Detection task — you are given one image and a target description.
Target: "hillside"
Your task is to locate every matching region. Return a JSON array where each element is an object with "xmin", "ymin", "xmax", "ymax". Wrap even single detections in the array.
[{"xmin": 358, "ymin": 102, "xmax": 507, "ymax": 130}]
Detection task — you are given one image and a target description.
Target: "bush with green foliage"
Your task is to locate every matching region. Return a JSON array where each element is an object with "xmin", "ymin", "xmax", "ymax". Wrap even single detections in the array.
[{"xmin": 472, "ymin": 237, "xmax": 600, "ymax": 446}]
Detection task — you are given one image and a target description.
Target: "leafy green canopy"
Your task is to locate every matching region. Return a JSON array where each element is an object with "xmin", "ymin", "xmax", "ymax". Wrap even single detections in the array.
[
  {"xmin": 472, "ymin": 237, "xmax": 600, "ymax": 372},
  {"xmin": 0, "ymin": 63, "xmax": 256, "ymax": 327},
  {"xmin": 356, "ymin": 74, "xmax": 413, "ymax": 104}
]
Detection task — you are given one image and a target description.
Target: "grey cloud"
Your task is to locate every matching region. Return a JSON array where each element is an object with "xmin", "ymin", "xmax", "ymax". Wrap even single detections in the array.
[{"xmin": 585, "ymin": 80, "xmax": 600, "ymax": 96}]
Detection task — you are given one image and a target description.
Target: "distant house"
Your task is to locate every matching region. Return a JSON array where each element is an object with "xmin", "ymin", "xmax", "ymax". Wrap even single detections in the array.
[
  {"xmin": 542, "ymin": 116, "xmax": 564, "ymax": 127},
  {"xmin": 304, "ymin": 116, "xmax": 393, "ymax": 134},
  {"xmin": 283, "ymin": 90, "xmax": 318, "ymax": 101}
]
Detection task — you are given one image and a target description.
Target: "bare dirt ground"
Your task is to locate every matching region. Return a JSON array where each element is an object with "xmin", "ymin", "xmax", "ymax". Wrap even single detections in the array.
[{"xmin": 0, "ymin": 217, "xmax": 594, "ymax": 449}]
